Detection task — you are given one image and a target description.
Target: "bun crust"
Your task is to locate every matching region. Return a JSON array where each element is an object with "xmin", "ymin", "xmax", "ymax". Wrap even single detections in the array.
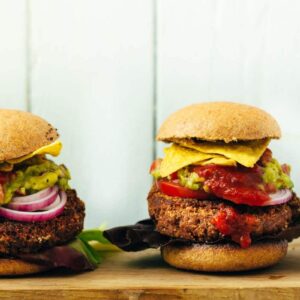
[
  {"xmin": 0, "ymin": 258, "xmax": 50, "ymax": 276},
  {"xmin": 161, "ymin": 240, "xmax": 288, "ymax": 272},
  {"xmin": 0, "ymin": 110, "xmax": 59, "ymax": 161},
  {"xmin": 157, "ymin": 102, "xmax": 281, "ymax": 143}
]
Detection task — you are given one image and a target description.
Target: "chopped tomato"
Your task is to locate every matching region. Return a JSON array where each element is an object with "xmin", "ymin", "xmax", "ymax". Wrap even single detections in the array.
[
  {"xmin": 168, "ymin": 172, "xmax": 178, "ymax": 180},
  {"xmin": 239, "ymin": 234, "xmax": 252, "ymax": 249},
  {"xmin": 281, "ymin": 164, "xmax": 291, "ymax": 175},
  {"xmin": 264, "ymin": 182, "xmax": 277, "ymax": 193},
  {"xmin": 193, "ymin": 165, "xmax": 270, "ymax": 206},
  {"xmin": 0, "ymin": 185, "xmax": 4, "ymax": 203},
  {"xmin": 149, "ymin": 159, "xmax": 162, "ymax": 173},
  {"xmin": 157, "ymin": 180, "xmax": 209, "ymax": 199},
  {"xmin": 0, "ymin": 173, "xmax": 7, "ymax": 185},
  {"xmin": 212, "ymin": 207, "xmax": 257, "ymax": 248},
  {"xmin": 0, "ymin": 173, "xmax": 7, "ymax": 204},
  {"xmin": 259, "ymin": 148, "xmax": 273, "ymax": 166}
]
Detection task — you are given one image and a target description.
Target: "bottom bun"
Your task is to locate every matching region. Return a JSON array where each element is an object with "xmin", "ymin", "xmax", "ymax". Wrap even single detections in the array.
[
  {"xmin": 161, "ymin": 240, "xmax": 288, "ymax": 272},
  {"xmin": 0, "ymin": 259, "xmax": 50, "ymax": 276}
]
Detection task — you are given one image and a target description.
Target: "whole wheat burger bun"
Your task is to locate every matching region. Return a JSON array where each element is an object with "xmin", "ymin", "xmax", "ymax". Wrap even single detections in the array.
[
  {"xmin": 0, "ymin": 259, "xmax": 50, "ymax": 276},
  {"xmin": 161, "ymin": 240, "xmax": 288, "ymax": 272},
  {"xmin": 157, "ymin": 102, "xmax": 281, "ymax": 143},
  {"xmin": 0, "ymin": 109, "xmax": 59, "ymax": 161}
]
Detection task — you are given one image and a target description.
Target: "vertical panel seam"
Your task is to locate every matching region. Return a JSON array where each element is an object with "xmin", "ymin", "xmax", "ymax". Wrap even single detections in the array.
[
  {"xmin": 208, "ymin": 0, "xmax": 218, "ymax": 100},
  {"xmin": 25, "ymin": 0, "xmax": 32, "ymax": 112},
  {"xmin": 152, "ymin": 0, "xmax": 158, "ymax": 160}
]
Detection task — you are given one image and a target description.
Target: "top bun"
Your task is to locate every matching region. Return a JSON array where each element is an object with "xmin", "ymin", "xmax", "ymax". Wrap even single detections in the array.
[
  {"xmin": 0, "ymin": 110, "xmax": 59, "ymax": 161},
  {"xmin": 157, "ymin": 102, "xmax": 281, "ymax": 143}
]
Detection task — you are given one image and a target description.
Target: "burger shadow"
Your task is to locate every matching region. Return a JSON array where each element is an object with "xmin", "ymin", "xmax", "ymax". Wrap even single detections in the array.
[
  {"xmin": 39, "ymin": 268, "xmax": 84, "ymax": 278},
  {"xmin": 171, "ymin": 259, "xmax": 290, "ymax": 277},
  {"xmin": 3, "ymin": 247, "xmax": 296, "ymax": 279},
  {"xmin": 125, "ymin": 253, "xmax": 292, "ymax": 277},
  {"xmin": 0, "ymin": 268, "xmax": 88, "ymax": 279},
  {"xmin": 126, "ymin": 253, "xmax": 169, "ymax": 269}
]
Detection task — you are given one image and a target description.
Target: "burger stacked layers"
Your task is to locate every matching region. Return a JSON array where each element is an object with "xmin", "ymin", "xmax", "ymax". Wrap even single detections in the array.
[
  {"xmin": 0, "ymin": 110, "xmax": 96, "ymax": 275},
  {"xmin": 147, "ymin": 102, "xmax": 300, "ymax": 271}
]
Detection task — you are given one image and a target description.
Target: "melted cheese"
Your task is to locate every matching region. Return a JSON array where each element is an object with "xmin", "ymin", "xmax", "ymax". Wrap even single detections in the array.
[
  {"xmin": 159, "ymin": 139, "xmax": 269, "ymax": 178},
  {"xmin": 7, "ymin": 140, "xmax": 62, "ymax": 164}
]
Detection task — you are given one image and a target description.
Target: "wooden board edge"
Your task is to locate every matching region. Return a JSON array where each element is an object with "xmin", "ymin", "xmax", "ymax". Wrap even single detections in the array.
[{"xmin": 0, "ymin": 287, "xmax": 299, "ymax": 300}]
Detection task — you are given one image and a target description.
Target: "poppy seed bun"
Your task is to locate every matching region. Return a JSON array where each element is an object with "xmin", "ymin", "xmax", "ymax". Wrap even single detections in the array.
[
  {"xmin": 0, "ymin": 259, "xmax": 50, "ymax": 276},
  {"xmin": 0, "ymin": 109, "xmax": 59, "ymax": 161},
  {"xmin": 161, "ymin": 240, "xmax": 288, "ymax": 272},
  {"xmin": 157, "ymin": 102, "xmax": 281, "ymax": 143}
]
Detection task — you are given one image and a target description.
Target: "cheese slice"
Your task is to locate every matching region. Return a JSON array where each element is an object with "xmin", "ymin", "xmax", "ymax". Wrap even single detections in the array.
[
  {"xmin": 200, "ymin": 156, "xmax": 237, "ymax": 167},
  {"xmin": 160, "ymin": 144, "xmax": 236, "ymax": 177},
  {"xmin": 7, "ymin": 140, "xmax": 63, "ymax": 164},
  {"xmin": 179, "ymin": 139, "xmax": 270, "ymax": 168},
  {"xmin": 159, "ymin": 139, "xmax": 269, "ymax": 178}
]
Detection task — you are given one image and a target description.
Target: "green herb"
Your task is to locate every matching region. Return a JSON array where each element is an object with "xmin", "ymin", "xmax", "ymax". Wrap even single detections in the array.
[{"xmin": 69, "ymin": 227, "xmax": 119, "ymax": 268}]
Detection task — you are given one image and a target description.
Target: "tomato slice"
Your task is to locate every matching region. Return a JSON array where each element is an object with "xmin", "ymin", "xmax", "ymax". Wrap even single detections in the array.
[{"xmin": 157, "ymin": 180, "xmax": 209, "ymax": 199}]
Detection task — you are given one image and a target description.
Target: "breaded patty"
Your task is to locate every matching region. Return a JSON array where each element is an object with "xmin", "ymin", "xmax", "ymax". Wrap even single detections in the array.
[
  {"xmin": 0, "ymin": 189, "xmax": 84, "ymax": 256},
  {"xmin": 148, "ymin": 185, "xmax": 300, "ymax": 243}
]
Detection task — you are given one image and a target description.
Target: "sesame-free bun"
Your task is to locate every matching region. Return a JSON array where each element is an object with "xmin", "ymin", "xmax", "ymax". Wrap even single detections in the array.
[
  {"xmin": 0, "ymin": 109, "xmax": 58, "ymax": 161},
  {"xmin": 0, "ymin": 258, "xmax": 50, "ymax": 276},
  {"xmin": 157, "ymin": 102, "xmax": 281, "ymax": 143},
  {"xmin": 161, "ymin": 240, "xmax": 288, "ymax": 272}
]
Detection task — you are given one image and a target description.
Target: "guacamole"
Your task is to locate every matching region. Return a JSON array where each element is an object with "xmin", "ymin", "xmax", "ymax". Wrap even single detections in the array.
[
  {"xmin": 178, "ymin": 168, "xmax": 204, "ymax": 190},
  {"xmin": 3, "ymin": 156, "xmax": 71, "ymax": 204},
  {"xmin": 262, "ymin": 158, "xmax": 294, "ymax": 190},
  {"xmin": 151, "ymin": 156, "xmax": 294, "ymax": 193}
]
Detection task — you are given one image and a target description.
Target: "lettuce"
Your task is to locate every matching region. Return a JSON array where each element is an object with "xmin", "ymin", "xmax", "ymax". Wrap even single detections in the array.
[
  {"xmin": 19, "ymin": 227, "xmax": 119, "ymax": 272},
  {"xmin": 70, "ymin": 227, "xmax": 120, "ymax": 268}
]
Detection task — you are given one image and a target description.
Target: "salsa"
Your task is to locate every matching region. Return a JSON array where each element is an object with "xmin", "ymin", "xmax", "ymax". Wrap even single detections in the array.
[
  {"xmin": 150, "ymin": 148, "xmax": 293, "ymax": 207},
  {"xmin": 149, "ymin": 148, "xmax": 294, "ymax": 248},
  {"xmin": 193, "ymin": 164, "xmax": 270, "ymax": 206},
  {"xmin": 212, "ymin": 206, "xmax": 257, "ymax": 248}
]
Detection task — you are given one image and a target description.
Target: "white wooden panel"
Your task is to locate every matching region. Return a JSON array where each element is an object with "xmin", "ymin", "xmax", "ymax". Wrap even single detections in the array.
[
  {"xmin": 30, "ymin": 0, "xmax": 153, "ymax": 227},
  {"xmin": 0, "ymin": 0, "xmax": 26, "ymax": 109},
  {"xmin": 156, "ymin": 0, "xmax": 269, "ymax": 125},
  {"xmin": 258, "ymin": 0, "xmax": 300, "ymax": 192},
  {"xmin": 156, "ymin": 0, "xmax": 300, "ymax": 192}
]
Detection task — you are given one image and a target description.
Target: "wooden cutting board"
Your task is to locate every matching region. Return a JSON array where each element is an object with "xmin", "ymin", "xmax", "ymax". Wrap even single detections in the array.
[{"xmin": 1, "ymin": 239, "xmax": 300, "ymax": 299}]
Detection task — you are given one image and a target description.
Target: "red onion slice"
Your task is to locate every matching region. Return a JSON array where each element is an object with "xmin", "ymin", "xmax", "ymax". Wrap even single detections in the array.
[
  {"xmin": 41, "ymin": 196, "xmax": 61, "ymax": 211},
  {"xmin": 12, "ymin": 186, "xmax": 55, "ymax": 204},
  {"xmin": 7, "ymin": 186, "xmax": 59, "ymax": 212},
  {"xmin": 262, "ymin": 189, "xmax": 293, "ymax": 206},
  {"xmin": 0, "ymin": 191, "xmax": 67, "ymax": 222}
]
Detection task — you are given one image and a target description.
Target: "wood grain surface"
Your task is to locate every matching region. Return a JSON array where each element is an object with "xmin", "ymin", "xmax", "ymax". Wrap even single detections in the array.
[{"xmin": 0, "ymin": 239, "xmax": 300, "ymax": 299}]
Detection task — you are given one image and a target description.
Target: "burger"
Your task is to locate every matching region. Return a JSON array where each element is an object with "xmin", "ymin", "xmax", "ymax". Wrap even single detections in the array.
[
  {"xmin": 104, "ymin": 102, "xmax": 300, "ymax": 272},
  {"xmin": 0, "ymin": 109, "xmax": 100, "ymax": 275}
]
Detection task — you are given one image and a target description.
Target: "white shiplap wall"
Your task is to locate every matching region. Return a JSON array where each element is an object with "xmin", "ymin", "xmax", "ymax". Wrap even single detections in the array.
[
  {"xmin": 0, "ymin": 0, "xmax": 299, "ymax": 227},
  {"xmin": 0, "ymin": 1, "xmax": 27, "ymax": 110},
  {"xmin": 30, "ymin": 0, "xmax": 154, "ymax": 228},
  {"xmin": 156, "ymin": 0, "xmax": 300, "ymax": 192}
]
